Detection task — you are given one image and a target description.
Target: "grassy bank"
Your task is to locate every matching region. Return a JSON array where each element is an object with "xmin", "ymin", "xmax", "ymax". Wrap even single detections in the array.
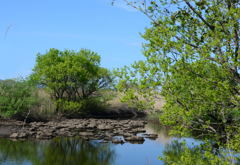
[{"xmin": 0, "ymin": 79, "xmax": 165, "ymax": 121}]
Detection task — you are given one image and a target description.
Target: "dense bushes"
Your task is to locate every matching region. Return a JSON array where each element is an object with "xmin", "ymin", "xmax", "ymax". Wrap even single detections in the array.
[{"xmin": 0, "ymin": 77, "xmax": 42, "ymax": 118}]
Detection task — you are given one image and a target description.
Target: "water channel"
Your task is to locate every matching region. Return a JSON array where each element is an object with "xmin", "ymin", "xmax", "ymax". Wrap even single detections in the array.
[{"xmin": 0, "ymin": 117, "xmax": 201, "ymax": 165}]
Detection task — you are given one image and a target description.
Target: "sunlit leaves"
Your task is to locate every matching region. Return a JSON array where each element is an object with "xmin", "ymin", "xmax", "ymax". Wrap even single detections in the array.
[
  {"xmin": 110, "ymin": 0, "xmax": 240, "ymax": 162},
  {"xmin": 24, "ymin": 48, "xmax": 114, "ymax": 114}
]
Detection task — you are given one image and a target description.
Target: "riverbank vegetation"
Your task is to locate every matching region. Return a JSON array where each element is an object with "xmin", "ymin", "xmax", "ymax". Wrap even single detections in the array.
[
  {"xmin": 111, "ymin": 0, "xmax": 240, "ymax": 164},
  {"xmin": 0, "ymin": 48, "xmax": 164, "ymax": 120},
  {"xmin": 0, "ymin": 79, "xmax": 165, "ymax": 121}
]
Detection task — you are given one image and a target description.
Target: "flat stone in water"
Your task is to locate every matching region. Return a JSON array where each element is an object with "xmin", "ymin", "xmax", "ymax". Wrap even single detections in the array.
[
  {"xmin": 79, "ymin": 132, "xmax": 94, "ymax": 136},
  {"xmin": 124, "ymin": 136, "xmax": 145, "ymax": 141},
  {"xmin": 112, "ymin": 139, "xmax": 125, "ymax": 144},
  {"xmin": 123, "ymin": 133, "xmax": 133, "ymax": 137}
]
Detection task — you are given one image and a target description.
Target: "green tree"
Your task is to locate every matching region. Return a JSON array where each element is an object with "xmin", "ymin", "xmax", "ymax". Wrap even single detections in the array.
[
  {"xmin": 24, "ymin": 48, "xmax": 114, "ymax": 114},
  {"xmin": 111, "ymin": 0, "xmax": 240, "ymax": 163}
]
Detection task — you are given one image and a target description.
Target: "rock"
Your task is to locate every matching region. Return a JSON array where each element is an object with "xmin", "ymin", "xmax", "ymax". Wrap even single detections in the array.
[
  {"xmin": 85, "ymin": 129, "xmax": 95, "ymax": 132},
  {"xmin": 128, "ymin": 130, "xmax": 137, "ymax": 134},
  {"xmin": 49, "ymin": 127, "xmax": 57, "ymax": 131},
  {"xmin": 105, "ymin": 133, "xmax": 114, "ymax": 137},
  {"xmin": 59, "ymin": 128, "xmax": 70, "ymax": 132},
  {"xmin": 29, "ymin": 128, "xmax": 36, "ymax": 131},
  {"xmin": 125, "ymin": 140, "xmax": 145, "ymax": 144},
  {"xmin": 18, "ymin": 132, "xmax": 28, "ymax": 138},
  {"xmin": 67, "ymin": 132, "xmax": 76, "ymax": 137},
  {"xmin": 116, "ymin": 131, "xmax": 124, "ymax": 135},
  {"xmin": 75, "ymin": 124, "xmax": 85, "ymax": 129},
  {"xmin": 148, "ymin": 134, "xmax": 158, "ymax": 137},
  {"xmin": 10, "ymin": 133, "xmax": 19, "ymax": 138},
  {"xmin": 28, "ymin": 131, "xmax": 35, "ymax": 136},
  {"xmin": 123, "ymin": 133, "xmax": 133, "ymax": 137},
  {"xmin": 79, "ymin": 132, "xmax": 94, "ymax": 136},
  {"xmin": 123, "ymin": 124, "xmax": 130, "ymax": 128},
  {"xmin": 132, "ymin": 128, "xmax": 146, "ymax": 133},
  {"xmin": 86, "ymin": 124, "xmax": 97, "ymax": 129},
  {"xmin": 36, "ymin": 131, "xmax": 43, "ymax": 135},
  {"xmin": 145, "ymin": 134, "xmax": 158, "ymax": 140},
  {"xmin": 36, "ymin": 134, "xmax": 47, "ymax": 139},
  {"xmin": 124, "ymin": 136, "xmax": 145, "ymax": 141},
  {"xmin": 97, "ymin": 125, "xmax": 113, "ymax": 130},
  {"xmin": 44, "ymin": 131, "xmax": 54, "ymax": 137},
  {"xmin": 131, "ymin": 122, "xmax": 144, "ymax": 127},
  {"xmin": 112, "ymin": 139, "xmax": 125, "ymax": 144}
]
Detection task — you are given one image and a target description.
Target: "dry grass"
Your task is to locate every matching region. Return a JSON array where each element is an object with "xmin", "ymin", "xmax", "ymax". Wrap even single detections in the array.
[
  {"xmin": 30, "ymin": 87, "xmax": 165, "ymax": 118},
  {"xmin": 107, "ymin": 91, "xmax": 165, "ymax": 111}
]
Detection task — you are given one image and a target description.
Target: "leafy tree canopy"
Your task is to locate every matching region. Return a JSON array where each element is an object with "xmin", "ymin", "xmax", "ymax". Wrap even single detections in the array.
[
  {"xmin": 24, "ymin": 48, "xmax": 115, "ymax": 114},
  {"xmin": 111, "ymin": 0, "xmax": 240, "ymax": 162}
]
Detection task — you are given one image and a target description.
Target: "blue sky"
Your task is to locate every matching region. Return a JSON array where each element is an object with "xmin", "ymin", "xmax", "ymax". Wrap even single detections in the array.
[{"xmin": 0, "ymin": 0, "xmax": 187, "ymax": 85}]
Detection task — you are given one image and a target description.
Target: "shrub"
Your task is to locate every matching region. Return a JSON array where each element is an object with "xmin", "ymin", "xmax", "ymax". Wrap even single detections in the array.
[{"xmin": 0, "ymin": 76, "xmax": 42, "ymax": 118}]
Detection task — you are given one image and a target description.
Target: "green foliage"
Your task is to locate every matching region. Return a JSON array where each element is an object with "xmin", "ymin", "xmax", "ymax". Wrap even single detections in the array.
[
  {"xmin": 24, "ymin": 48, "xmax": 115, "ymax": 114},
  {"xmin": 111, "ymin": 0, "xmax": 240, "ymax": 163},
  {"xmin": 112, "ymin": 0, "xmax": 240, "ymax": 141},
  {"xmin": 0, "ymin": 76, "xmax": 42, "ymax": 118}
]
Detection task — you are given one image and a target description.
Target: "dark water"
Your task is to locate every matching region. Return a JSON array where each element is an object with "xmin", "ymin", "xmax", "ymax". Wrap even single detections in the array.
[{"xmin": 0, "ymin": 119, "xmax": 200, "ymax": 165}]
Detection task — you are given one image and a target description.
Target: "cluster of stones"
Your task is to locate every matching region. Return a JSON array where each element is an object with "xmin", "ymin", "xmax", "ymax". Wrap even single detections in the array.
[{"xmin": 9, "ymin": 119, "xmax": 158, "ymax": 144}]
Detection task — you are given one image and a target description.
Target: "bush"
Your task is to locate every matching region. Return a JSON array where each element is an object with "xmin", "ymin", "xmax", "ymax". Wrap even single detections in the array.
[{"xmin": 0, "ymin": 76, "xmax": 43, "ymax": 118}]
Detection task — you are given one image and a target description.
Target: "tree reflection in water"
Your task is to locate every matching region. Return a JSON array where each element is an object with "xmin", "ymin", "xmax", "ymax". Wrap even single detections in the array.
[
  {"xmin": 0, "ymin": 136, "xmax": 116, "ymax": 165},
  {"xmin": 162, "ymin": 140, "xmax": 208, "ymax": 163},
  {"xmin": 162, "ymin": 139, "xmax": 240, "ymax": 164}
]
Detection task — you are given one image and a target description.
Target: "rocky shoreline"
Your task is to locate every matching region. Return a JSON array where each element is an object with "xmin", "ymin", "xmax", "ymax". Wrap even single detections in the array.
[{"xmin": 0, "ymin": 118, "xmax": 158, "ymax": 144}]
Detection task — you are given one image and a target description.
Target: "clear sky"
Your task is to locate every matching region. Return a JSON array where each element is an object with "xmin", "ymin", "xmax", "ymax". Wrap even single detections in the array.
[{"xmin": 0, "ymin": 0, "xmax": 187, "ymax": 84}]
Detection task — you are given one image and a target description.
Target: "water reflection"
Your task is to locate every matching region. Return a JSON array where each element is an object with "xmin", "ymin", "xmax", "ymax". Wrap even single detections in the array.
[
  {"xmin": 0, "ymin": 120, "xmax": 208, "ymax": 165},
  {"xmin": 162, "ymin": 140, "xmax": 199, "ymax": 162},
  {"xmin": 0, "ymin": 137, "xmax": 116, "ymax": 165},
  {"xmin": 144, "ymin": 122, "xmax": 174, "ymax": 145}
]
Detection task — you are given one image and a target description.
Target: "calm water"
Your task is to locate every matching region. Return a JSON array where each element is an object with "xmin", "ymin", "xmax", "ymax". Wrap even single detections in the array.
[{"xmin": 0, "ymin": 118, "xmax": 200, "ymax": 165}]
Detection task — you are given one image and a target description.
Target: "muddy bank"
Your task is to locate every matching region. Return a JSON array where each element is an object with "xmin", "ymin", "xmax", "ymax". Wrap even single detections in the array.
[{"xmin": 0, "ymin": 118, "xmax": 158, "ymax": 144}]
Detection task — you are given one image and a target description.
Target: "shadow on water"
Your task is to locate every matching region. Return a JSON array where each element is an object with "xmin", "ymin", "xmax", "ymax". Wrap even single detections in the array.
[{"xmin": 0, "ymin": 136, "xmax": 116, "ymax": 165}]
